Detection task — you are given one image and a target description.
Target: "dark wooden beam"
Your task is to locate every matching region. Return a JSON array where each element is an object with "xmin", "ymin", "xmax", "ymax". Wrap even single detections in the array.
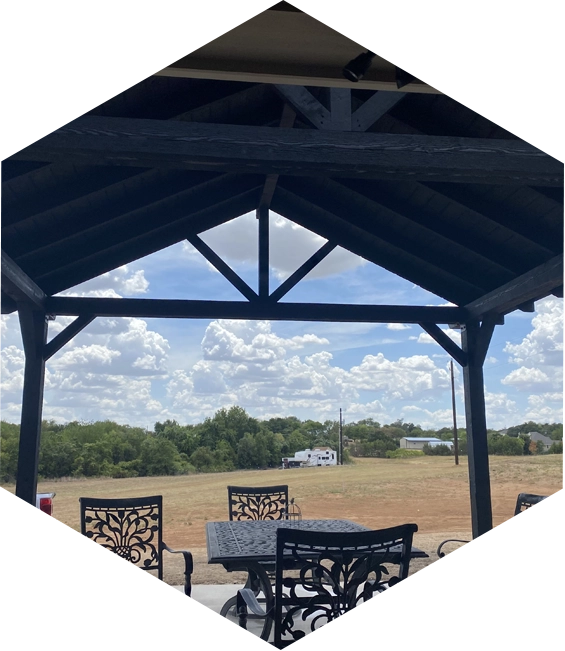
[
  {"xmin": 15, "ymin": 306, "xmax": 47, "ymax": 505},
  {"xmin": 339, "ymin": 178, "xmax": 554, "ymax": 274},
  {"xmin": 474, "ymin": 317, "xmax": 498, "ymax": 368},
  {"xmin": 12, "ymin": 116, "xmax": 563, "ymax": 186},
  {"xmin": 1, "ymin": 295, "xmax": 17, "ymax": 315},
  {"xmin": 352, "ymin": 91, "xmax": 406, "ymax": 131},
  {"xmin": 36, "ymin": 188, "xmax": 261, "ymax": 296},
  {"xmin": 187, "ymin": 235, "xmax": 258, "ymax": 302},
  {"xmin": 1, "ymin": 251, "xmax": 47, "ymax": 309},
  {"xmin": 274, "ymin": 85, "xmax": 331, "ymax": 129},
  {"xmin": 46, "ymin": 296, "xmax": 467, "ymax": 324},
  {"xmin": 276, "ymin": 178, "xmax": 497, "ymax": 296},
  {"xmin": 257, "ymin": 206, "xmax": 270, "ymax": 299},
  {"xmin": 43, "ymin": 315, "xmax": 96, "ymax": 361},
  {"xmin": 258, "ymin": 103, "xmax": 296, "ymax": 210},
  {"xmin": 419, "ymin": 323, "xmax": 468, "ymax": 367},
  {"xmin": 424, "ymin": 182, "xmax": 563, "ymax": 252},
  {"xmin": 272, "ymin": 186, "xmax": 485, "ymax": 306},
  {"xmin": 461, "ymin": 320, "xmax": 494, "ymax": 538},
  {"xmin": 22, "ymin": 175, "xmax": 261, "ymax": 283},
  {"xmin": 465, "ymin": 254, "xmax": 564, "ymax": 318},
  {"xmin": 329, "ymin": 88, "xmax": 351, "ymax": 131},
  {"xmin": 5, "ymin": 170, "xmax": 217, "ymax": 259},
  {"xmin": 269, "ymin": 241, "xmax": 338, "ymax": 303}
]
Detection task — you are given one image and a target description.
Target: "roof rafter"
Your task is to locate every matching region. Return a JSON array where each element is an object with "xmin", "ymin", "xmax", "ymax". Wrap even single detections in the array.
[
  {"xmin": 34, "ymin": 188, "xmax": 261, "ymax": 296},
  {"xmin": 271, "ymin": 186, "xmax": 486, "ymax": 305},
  {"xmin": 278, "ymin": 176, "xmax": 515, "ymax": 293},
  {"xmin": 465, "ymin": 254, "xmax": 564, "ymax": 318},
  {"xmin": 339, "ymin": 178, "xmax": 555, "ymax": 273},
  {"xmin": 1, "ymin": 251, "xmax": 47, "ymax": 310}
]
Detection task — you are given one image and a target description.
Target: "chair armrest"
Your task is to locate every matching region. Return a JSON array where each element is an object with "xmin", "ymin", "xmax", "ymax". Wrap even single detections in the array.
[
  {"xmin": 163, "ymin": 543, "xmax": 193, "ymax": 597},
  {"xmin": 436, "ymin": 539, "xmax": 470, "ymax": 558}
]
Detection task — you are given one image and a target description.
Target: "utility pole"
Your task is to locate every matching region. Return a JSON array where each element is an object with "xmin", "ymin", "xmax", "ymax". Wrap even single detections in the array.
[
  {"xmin": 339, "ymin": 408, "xmax": 343, "ymax": 465},
  {"xmin": 451, "ymin": 360, "xmax": 459, "ymax": 465}
]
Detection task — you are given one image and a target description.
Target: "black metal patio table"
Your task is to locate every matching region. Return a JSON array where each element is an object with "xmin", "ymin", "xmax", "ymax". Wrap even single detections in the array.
[{"xmin": 206, "ymin": 518, "xmax": 428, "ymax": 639}]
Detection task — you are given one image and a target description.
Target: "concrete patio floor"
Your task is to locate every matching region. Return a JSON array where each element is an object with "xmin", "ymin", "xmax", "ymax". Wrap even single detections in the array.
[{"xmin": 173, "ymin": 577, "xmax": 564, "ymax": 651}]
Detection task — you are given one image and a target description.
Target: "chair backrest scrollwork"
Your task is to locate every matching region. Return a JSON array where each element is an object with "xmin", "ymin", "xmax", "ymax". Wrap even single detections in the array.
[
  {"xmin": 80, "ymin": 495, "xmax": 164, "ymax": 579},
  {"xmin": 274, "ymin": 523, "xmax": 418, "ymax": 647},
  {"xmin": 228, "ymin": 485, "xmax": 289, "ymax": 521}
]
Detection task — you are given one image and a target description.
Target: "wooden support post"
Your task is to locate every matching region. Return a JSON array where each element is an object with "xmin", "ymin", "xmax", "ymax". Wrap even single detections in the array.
[
  {"xmin": 461, "ymin": 320, "xmax": 494, "ymax": 538},
  {"xmin": 329, "ymin": 89, "xmax": 351, "ymax": 131},
  {"xmin": 15, "ymin": 306, "xmax": 48, "ymax": 505},
  {"xmin": 257, "ymin": 206, "xmax": 269, "ymax": 299}
]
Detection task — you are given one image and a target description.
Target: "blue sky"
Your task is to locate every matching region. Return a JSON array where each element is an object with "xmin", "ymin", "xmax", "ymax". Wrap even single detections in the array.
[{"xmin": 2, "ymin": 211, "xmax": 562, "ymax": 430}]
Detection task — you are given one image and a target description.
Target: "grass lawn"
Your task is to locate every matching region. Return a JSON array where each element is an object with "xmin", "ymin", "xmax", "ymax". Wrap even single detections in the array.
[{"xmin": 3, "ymin": 454, "xmax": 561, "ymax": 585}]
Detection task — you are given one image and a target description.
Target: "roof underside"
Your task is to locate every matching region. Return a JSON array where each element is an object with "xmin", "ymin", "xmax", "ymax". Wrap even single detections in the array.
[{"xmin": 1, "ymin": 6, "xmax": 563, "ymax": 319}]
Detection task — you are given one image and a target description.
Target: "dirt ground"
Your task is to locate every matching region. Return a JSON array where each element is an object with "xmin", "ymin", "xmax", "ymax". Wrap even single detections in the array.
[{"xmin": 6, "ymin": 455, "xmax": 561, "ymax": 586}]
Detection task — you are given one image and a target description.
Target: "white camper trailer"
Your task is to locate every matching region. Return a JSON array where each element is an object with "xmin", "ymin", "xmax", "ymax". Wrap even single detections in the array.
[{"xmin": 282, "ymin": 447, "xmax": 337, "ymax": 468}]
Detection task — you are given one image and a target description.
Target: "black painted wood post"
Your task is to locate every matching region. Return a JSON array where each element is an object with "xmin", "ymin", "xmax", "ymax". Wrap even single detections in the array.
[
  {"xmin": 461, "ymin": 320, "xmax": 493, "ymax": 538},
  {"xmin": 15, "ymin": 306, "xmax": 48, "ymax": 505}
]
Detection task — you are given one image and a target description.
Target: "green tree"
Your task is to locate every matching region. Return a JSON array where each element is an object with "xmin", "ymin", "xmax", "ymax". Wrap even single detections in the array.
[
  {"xmin": 548, "ymin": 441, "xmax": 563, "ymax": 454},
  {"xmin": 139, "ymin": 437, "xmax": 187, "ymax": 476}
]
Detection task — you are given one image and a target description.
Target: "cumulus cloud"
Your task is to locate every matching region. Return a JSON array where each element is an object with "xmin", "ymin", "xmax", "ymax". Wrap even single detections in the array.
[
  {"xmin": 501, "ymin": 298, "xmax": 563, "ymax": 392},
  {"xmin": 415, "ymin": 328, "xmax": 461, "ymax": 346},
  {"xmin": 59, "ymin": 265, "xmax": 149, "ymax": 297},
  {"xmin": 192, "ymin": 211, "xmax": 366, "ymax": 280},
  {"xmin": 524, "ymin": 393, "xmax": 563, "ymax": 423},
  {"xmin": 348, "ymin": 354, "xmax": 450, "ymax": 400},
  {"xmin": 386, "ymin": 323, "xmax": 411, "ymax": 331},
  {"xmin": 1, "ymin": 266, "xmax": 167, "ymax": 425},
  {"xmin": 163, "ymin": 320, "xmax": 456, "ymax": 423}
]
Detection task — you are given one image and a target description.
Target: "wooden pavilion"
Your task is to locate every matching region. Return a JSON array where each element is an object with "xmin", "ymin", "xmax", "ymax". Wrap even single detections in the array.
[{"xmin": 1, "ymin": 2, "xmax": 563, "ymax": 539}]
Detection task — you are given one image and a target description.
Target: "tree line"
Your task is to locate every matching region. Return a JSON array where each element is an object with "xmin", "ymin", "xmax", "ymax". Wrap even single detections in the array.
[{"xmin": 0, "ymin": 408, "xmax": 562, "ymax": 482}]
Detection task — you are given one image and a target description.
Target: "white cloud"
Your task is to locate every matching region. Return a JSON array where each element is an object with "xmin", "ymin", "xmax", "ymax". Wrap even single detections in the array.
[
  {"xmin": 416, "ymin": 328, "xmax": 461, "ymax": 346},
  {"xmin": 386, "ymin": 323, "xmax": 411, "ymax": 331},
  {"xmin": 501, "ymin": 298, "xmax": 563, "ymax": 393},
  {"xmin": 348, "ymin": 353, "xmax": 450, "ymax": 401},
  {"xmin": 401, "ymin": 405, "xmax": 454, "ymax": 429},
  {"xmin": 524, "ymin": 393, "xmax": 563, "ymax": 423},
  {"xmin": 59, "ymin": 265, "xmax": 149, "ymax": 297},
  {"xmin": 196, "ymin": 212, "xmax": 367, "ymax": 281}
]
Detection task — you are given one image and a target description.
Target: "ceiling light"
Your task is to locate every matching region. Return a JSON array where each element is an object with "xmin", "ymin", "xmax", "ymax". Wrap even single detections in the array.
[{"xmin": 342, "ymin": 51, "xmax": 375, "ymax": 82}]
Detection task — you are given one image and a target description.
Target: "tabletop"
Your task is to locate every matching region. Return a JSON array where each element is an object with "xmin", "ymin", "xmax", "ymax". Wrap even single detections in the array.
[{"xmin": 206, "ymin": 519, "xmax": 428, "ymax": 565}]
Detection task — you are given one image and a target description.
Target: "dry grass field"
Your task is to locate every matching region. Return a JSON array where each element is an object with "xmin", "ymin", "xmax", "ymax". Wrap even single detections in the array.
[{"xmin": 5, "ymin": 455, "xmax": 561, "ymax": 586}]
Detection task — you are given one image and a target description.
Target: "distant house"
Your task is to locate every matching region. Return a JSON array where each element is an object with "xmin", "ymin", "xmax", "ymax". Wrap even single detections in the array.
[
  {"xmin": 399, "ymin": 437, "xmax": 453, "ymax": 451},
  {"xmin": 528, "ymin": 432, "xmax": 554, "ymax": 451},
  {"xmin": 282, "ymin": 447, "xmax": 337, "ymax": 468}
]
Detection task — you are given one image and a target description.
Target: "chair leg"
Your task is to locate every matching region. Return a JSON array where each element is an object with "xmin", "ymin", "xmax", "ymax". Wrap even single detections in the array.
[
  {"xmin": 236, "ymin": 592, "xmax": 248, "ymax": 630},
  {"xmin": 183, "ymin": 552, "xmax": 194, "ymax": 600}
]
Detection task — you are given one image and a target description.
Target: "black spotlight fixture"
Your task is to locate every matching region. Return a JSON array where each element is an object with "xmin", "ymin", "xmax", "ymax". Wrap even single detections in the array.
[{"xmin": 342, "ymin": 50, "xmax": 375, "ymax": 82}]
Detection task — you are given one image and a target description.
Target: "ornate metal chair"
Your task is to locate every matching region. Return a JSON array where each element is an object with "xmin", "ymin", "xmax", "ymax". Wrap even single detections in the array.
[
  {"xmin": 228, "ymin": 485, "xmax": 290, "ymax": 521},
  {"xmin": 514, "ymin": 493, "xmax": 563, "ymax": 520},
  {"xmin": 79, "ymin": 495, "xmax": 193, "ymax": 596},
  {"xmin": 222, "ymin": 485, "xmax": 300, "ymax": 623},
  {"xmin": 236, "ymin": 523, "xmax": 418, "ymax": 648}
]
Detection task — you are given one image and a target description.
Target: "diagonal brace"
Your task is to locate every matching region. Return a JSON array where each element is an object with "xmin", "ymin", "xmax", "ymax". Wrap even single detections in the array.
[
  {"xmin": 43, "ymin": 314, "xmax": 96, "ymax": 361},
  {"xmin": 187, "ymin": 235, "xmax": 259, "ymax": 302},
  {"xmin": 419, "ymin": 322, "xmax": 468, "ymax": 367},
  {"xmin": 352, "ymin": 91, "xmax": 406, "ymax": 131},
  {"xmin": 269, "ymin": 241, "xmax": 338, "ymax": 303}
]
